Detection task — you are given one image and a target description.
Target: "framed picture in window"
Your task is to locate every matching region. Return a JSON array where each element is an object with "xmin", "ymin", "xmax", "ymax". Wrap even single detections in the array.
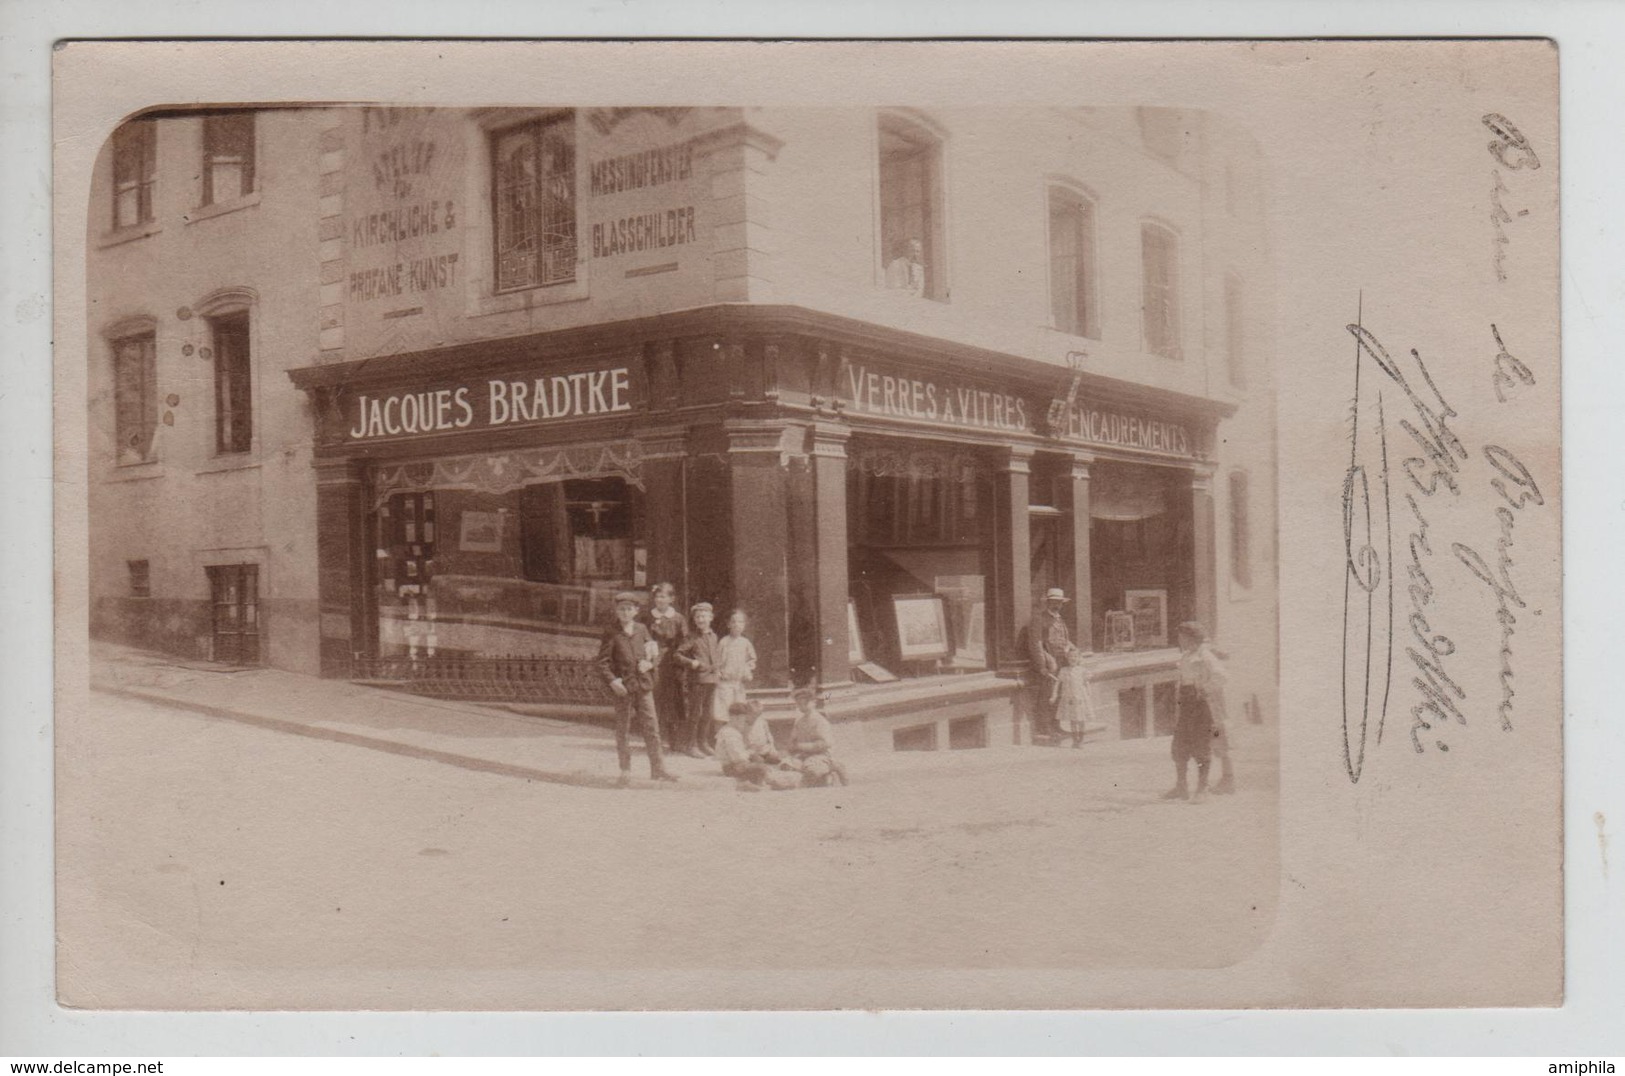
[
  {"xmin": 892, "ymin": 594, "xmax": 950, "ymax": 661},
  {"xmin": 1123, "ymin": 588, "xmax": 1169, "ymax": 648},
  {"xmin": 1105, "ymin": 610, "xmax": 1136, "ymax": 652},
  {"xmin": 847, "ymin": 600, "xmax": 865, "ymax": 665},
  {"xmin": 458, "ymin": 510, "xmax": 505, "ymax": 554}
]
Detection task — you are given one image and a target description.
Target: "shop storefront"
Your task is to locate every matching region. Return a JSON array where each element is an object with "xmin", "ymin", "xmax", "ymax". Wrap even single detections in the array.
[{"xmin": 289, "ymin": 306, "xmax": 1231, "ymax": 742}]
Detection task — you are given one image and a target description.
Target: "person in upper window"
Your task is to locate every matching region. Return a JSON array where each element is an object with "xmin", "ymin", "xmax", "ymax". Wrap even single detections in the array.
[{"xmin": 884, "ymin": 237, "xmax": 925, "ymax": 297}]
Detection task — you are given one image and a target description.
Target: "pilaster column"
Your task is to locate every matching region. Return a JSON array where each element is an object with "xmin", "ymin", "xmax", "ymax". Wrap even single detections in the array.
[
  {"xmin": 725, "ymin": 419, "xmax": 794, "ymax": 688},
  {"xmin": 313, "ymin": 456, "xmax": 367, "ymax": 676},
  {"xmin": 808, "ymin": 422, "xmax": 852, "ymax": 685},
  {"xmin": 990, "ymin": 445, "xmax": 1035, "ymax": 673},
  {"xmin": 1191, "ymin": 466, "xmax": 1218, "ymax": 637},
  {"xmin": 636, "ymin": 425, "xmax": 690, "ymax": 593},
  {"xmin": 1057, "ymin": 453, "xmax": 1095, "ymax": 649}
]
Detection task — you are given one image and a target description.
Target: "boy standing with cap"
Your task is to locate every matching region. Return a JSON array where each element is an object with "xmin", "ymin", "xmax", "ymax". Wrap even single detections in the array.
[
  {"xmin": 676, "ymin": 601, "xmax": 723, "ymax": 757},
  {"xmin": 597, "ymin": 591, "xmax": 677, "ymax": 786}
]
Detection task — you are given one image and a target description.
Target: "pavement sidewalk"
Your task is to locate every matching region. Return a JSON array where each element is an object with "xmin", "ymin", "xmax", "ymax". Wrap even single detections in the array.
[{"xmin": 89, "ymin": 641, "xmax": 1199, "ymax": 792}]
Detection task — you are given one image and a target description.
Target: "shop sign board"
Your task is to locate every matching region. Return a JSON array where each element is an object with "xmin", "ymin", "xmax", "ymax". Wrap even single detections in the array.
[
  {"xmin": 839, "ymin": 358, "xmax": 1200, "ymax": 460},
  {"xmin": 342, "ymin": 363, "xmax": 637, "ymax": 443}
]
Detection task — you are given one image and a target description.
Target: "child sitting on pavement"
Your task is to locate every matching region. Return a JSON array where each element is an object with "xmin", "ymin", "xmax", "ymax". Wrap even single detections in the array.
[
  {"xmin": 715, "ymin": 702, "xmax": 799, "ymax": 791},
  {"xmin": 789, "ymin": 686, "xmax": 849, "ymax": 787},
  {"xmin": 743, "ymin": 698, "xmax": 783, "ymax": 765},
  {"xmin": 714, "ymin": 703, "xmax": 773, "ymax": 789}
]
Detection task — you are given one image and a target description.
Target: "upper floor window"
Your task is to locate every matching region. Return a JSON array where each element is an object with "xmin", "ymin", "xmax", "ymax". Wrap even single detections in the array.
[
  {"xmin": 878, "ymin": 117, "xmax": 944, "ymax": 300},
  {"xmin": 1140, "ymin": 222, "xmax": 1183, "ymax": 359},
  {"xmin": 1229, "ymin": 470, "xmax": 1253, "ymax": 588},
  {"xmin": 201, "ymin": 112, "xmax": 256, "ymax": 206},
  {"xmin": 1225, "ymin": 274, "xmax": 1247, "ymax": 388},
  {"xmin": 1047, "ymin": 188, "xmax": 1099, "ymax": 338},
  {"xmin": 112, "ymin": 331, "xmax": 158, "ymax": 465},
  {"xmin": 128, "ymin": 559, "xmax": 152, "ymax": 598},
  {"xmin": 112, "ymin": 120, "xmax": 157, "ymax": 229},
  {"xmin": 491, "ymin": 113, "xmax": 578, "ymax": 292},
  {"xmin": 211, "ymin": 312, "xmax": 252, "ymax": 453}
]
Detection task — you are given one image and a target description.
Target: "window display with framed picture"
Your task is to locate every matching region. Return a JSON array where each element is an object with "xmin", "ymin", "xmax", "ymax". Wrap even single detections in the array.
[
  {"xmin": 892, "ymin": 594, "xmax": 950, "ymax": 661},
  {"xmin": 1123, "ymin": 588, "xmax": 1169, "ymax": 648}
]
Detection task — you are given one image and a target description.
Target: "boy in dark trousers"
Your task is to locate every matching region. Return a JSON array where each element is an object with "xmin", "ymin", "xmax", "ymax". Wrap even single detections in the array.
[
  {"xmin": 597, "ymin": 591, "xmax": 677, "ymax": 787},
  {"xmin": 676, "ymin": 601, "xmax": 723, "ymax": 757}
]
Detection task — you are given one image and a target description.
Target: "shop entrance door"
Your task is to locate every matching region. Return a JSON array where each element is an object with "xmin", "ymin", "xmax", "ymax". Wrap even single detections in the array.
[
  {"xmin": 207, "ymin": 563, "xmax": 261, "ymax": 665},
  {"xmin": 1029, "ymin": 510, "xmax": 1060, "ymax": 614}
]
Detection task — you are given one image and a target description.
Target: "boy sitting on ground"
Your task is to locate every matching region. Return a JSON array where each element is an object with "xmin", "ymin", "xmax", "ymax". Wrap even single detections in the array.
[
  {"xmin": 715, "ymin": 702, "xmax": 774, "ymax": 789},
  {"xmin": 789, "ymin": 687, "xmax": 849, "ymax": 787}
]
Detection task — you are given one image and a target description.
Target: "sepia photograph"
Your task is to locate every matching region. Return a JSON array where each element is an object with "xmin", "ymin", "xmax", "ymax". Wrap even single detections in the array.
[{"xmin": 43, "ymin": 37, "xmax": 1566, "ymax": 1019}]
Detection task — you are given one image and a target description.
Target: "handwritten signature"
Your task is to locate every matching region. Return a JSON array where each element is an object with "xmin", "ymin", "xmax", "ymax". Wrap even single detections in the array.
[{"xmin": 1337, "ymin": 114, "xmax": 1545, "ymax": 783}]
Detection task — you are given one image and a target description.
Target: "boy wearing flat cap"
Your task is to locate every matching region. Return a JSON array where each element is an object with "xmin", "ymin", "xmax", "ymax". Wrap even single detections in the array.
[
  {"xmin": 676, "ymin": 601, "xmax": 723, "ymax": 757},
  {"xmin": 597, "ymin": 591, "xmax": 677, "ymax": 786}
]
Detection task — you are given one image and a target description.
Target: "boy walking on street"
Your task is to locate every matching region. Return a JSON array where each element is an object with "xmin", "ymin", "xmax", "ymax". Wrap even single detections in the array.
[{"xmin": 597, "ymin": 591, "xmax": 677, "ymax": 787}]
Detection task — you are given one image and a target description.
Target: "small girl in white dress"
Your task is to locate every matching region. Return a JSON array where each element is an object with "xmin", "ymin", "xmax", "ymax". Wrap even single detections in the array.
[{"xmin": 1053, "ymin": 646, "xmax": 1098, "ymax": 748}]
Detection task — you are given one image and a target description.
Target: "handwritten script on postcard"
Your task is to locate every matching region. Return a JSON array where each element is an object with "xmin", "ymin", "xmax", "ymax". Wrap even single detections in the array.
[{"xmin": 1341, "ymin": 112, "xmax": 1553, "ymax": 782}]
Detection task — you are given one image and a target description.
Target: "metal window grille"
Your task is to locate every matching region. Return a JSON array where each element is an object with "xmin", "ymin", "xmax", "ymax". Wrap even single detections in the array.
[
  {"xmin": 212, "ymin": 313, "xmax": 252, "ymax": 453},
  {"xmin": 492, "ymin": 114, "xmax": 577, "ymax": 292},
  {"xmin": 207, "ymin": 563, "xmax": 261, "ymax": 665},
  {"xmin": 112, "ymin": 120, "xmax": 156, "ymax": 228},
  {"xmin": 113, "ymin": 333, "xmax": 157, "ymax": 464},
  {"xmin": 202, "ymin": 112, "xmax": 255, "ymax": 206},
  {"xmin": 1141, "ymin": 224, "xmax": 1182, "ymax": 359}
]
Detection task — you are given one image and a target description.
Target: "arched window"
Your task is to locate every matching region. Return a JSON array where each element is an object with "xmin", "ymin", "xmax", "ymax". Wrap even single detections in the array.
[
  {"xmin": 196, "ymin": 289, "xmax": 258, "ymax": 455},
  {"xmin": 1047, "ymin": 186, "xmax": 1099, "ymax": 338},
  {"xmin": 877, "ymin": 113, "xmax": 945, "ymax": 301},
  {"xmin": 1140, "ymin": 222, "xmax": 1183, "ymax": 359}
]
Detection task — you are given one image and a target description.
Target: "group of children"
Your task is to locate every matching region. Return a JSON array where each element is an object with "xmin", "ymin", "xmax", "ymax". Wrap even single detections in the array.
[{"xmin": 595, "ymin": 585, "xmax": 847, "ymax": 790}]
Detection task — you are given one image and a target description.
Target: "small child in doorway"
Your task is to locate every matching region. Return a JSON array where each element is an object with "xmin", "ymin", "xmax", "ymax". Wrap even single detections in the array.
[{"xmin": 1052, "ymin": 646, "xmax": 1098, "ymax": 748}]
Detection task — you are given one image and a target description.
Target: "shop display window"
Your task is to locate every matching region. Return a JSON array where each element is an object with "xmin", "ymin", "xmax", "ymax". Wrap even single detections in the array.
[
  {"xmin": 1089, "ymin": 463, "xmax": 1195, "ymax": 649},
  {"xmin": 846, "ymin": 443, "xmax": 989, "ymax": 676},
  {"xmin": 373, "ymin": 476, "xmax": 642, "ymax": 660}
]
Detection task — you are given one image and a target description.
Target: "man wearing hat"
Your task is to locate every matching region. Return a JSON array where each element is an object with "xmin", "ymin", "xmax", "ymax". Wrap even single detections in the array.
[
  {"xmin": 596, "ymin": 591, "xmax": 677, "ymax": 786},
  {"xmin": 1026, "ymin": 587, "xmax": 1074, "ymax": 744}
]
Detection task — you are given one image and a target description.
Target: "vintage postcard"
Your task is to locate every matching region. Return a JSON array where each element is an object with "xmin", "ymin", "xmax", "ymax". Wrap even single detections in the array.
[{"xmin": 50, "ymin": 39, "xmax": 1560, "ymax": 1011}]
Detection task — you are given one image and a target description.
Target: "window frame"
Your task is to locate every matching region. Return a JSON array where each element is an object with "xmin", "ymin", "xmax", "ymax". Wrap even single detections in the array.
[
  {"xmin": 1046, "ymin": 184, "xmax": 1100, "ymax": 339},
  {"xmin": 127, "ymin": 559, "xmax": 152, "ymax": 598},
  {"xmin": 876, "ymin": 112, "xmax": 948, "ymax": 302},
  {"xmin": 209, "ymin": 310, "xmax": 254, "ymax": 455},
  {"xmin": 111, "ymin": 120, "xmax": 157, "ymax": 229},
  {"xmin": 200, "ymin": 111, "xmax": 257, "ymax": 208},
  {"xmin": 1228, "ymin": 470, "xmax": 1253, "ymax": 589},
  {"xmin": 111, "ymin": 330, "xmax": 158, "ymax": 466},
  {"xmin": 1224, "ymin": 273, "xmax": 1247, "ymax": 388},
  {"xmin": 489, "ymin": 111, "xmax": 579, "ymax": 295},
  {"xmin": 1140, "ymin": 221, "xmax": 1184, "ymax": 360}
]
